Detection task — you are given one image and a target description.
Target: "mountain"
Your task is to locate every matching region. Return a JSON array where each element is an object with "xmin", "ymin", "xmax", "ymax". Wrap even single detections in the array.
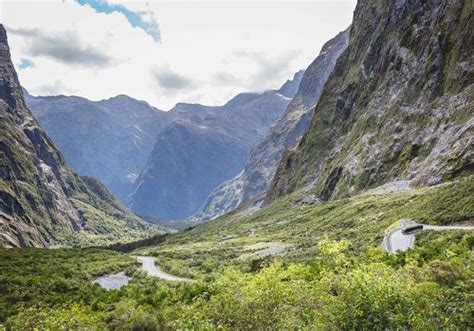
[
  {"xmin": 128, "ymin": 74, "xmax": 303, "ymax": 220},
  {"xmin": 267, "ymin": 0, "xmax": 473, "ymax": 202},
  {"xmin": 193, "ymin": 28, "xmax": 349, "ymax": 221},
  {"xmin": 24, "ymin": 69, "xmax": 303, "ymax": 221},
  {"xmin": 276, "ymin": 70, "xmax": 305, "ymax": 98},
  {"xmin": 0, "ymin": 25, "xmax": 156, "ymax": 248},
  {"xmin": 25, "ymin": 92, "xmax": 169, "ymax": 201}
]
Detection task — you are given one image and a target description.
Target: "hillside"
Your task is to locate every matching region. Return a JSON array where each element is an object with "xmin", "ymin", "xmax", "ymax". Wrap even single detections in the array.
[
  {"xmin": 193, "ymin": 28, "xmax": 349, "ymax": 221},
  {"xmin": 267, "ymin": 0, "xmax": 473, "ymax": 202},
  {"xmin": 128, "ymin": 74, "xmax": 303, "ymax": 220},
  {"xmin": 0, "ymin": 25, "xmax": 157, "ymax": 248}
]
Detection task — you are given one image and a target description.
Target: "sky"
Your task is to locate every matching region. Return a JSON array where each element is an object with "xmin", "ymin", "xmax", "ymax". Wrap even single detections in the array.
[{"xmin": 1, "ymin": 0, "xmax": 356, "ymax": 110}]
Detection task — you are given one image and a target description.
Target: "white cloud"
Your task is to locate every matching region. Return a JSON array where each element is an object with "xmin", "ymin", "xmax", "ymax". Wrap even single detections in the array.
[
  {"xmin": 0, "ymin": 0, "xmax": 356, "ymax": 110},
  {"xmin": 9, "ymin": 27, "xmax": 115, "ymax": 67},
  {"xmin": 151, "ymin": 66, "xmax": 195, "ymax": 92}
]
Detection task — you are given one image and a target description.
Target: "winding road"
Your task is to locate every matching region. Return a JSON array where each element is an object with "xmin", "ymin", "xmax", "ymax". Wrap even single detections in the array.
[
  {"xmin": 136, "ymin": 256, "xmax": 193, "ymax": 282},
  {"xmin": 93, "ymin": 256, "xmax": 192, "ymax": 290},
  {"xmin": 383, "ymin": 219, "xmax": 474, "ymax": 253}
]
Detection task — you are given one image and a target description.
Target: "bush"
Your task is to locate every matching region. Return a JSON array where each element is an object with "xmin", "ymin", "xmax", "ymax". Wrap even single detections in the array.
[{"xmin": 5, "ymin": 304, "xmax": 106, "ymax": 330}]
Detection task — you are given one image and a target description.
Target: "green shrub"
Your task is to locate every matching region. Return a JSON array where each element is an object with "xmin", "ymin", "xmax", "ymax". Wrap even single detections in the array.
[{"xmin": 5, "ymin": 304, "xmax": 106, "ymax": 330}]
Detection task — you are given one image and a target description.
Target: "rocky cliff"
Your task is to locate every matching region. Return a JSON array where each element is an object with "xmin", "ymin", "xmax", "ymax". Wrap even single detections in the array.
[
  {"xmin": 0, "ymin": 25, "xmax": 155, "ymax": 247},
  {"xmin": 128, "ymin": 73, "xmax": 303, "ymax": 220},
  {"xmin": 193, "ymin": 28, "xmax": 349, "ymax": 221},
  {"xmin": 267, "ymin": 0, "xmax": 473, "ymax": 202}
]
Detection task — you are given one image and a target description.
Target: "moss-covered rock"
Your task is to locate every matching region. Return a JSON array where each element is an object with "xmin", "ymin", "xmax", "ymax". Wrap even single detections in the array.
[{"xmin": 267, "ymin": 0, "xmax": 473, "ymax": 202}]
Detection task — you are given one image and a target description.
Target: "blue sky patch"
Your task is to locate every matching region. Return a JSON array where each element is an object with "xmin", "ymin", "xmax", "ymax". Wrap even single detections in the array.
[
  {"xmin": 19, "ymin": 58, "xmax": 35, "ymax": 70},
  {"xmin": 75, "ymin": 0, "xmax": 161, "ymax": 42}
]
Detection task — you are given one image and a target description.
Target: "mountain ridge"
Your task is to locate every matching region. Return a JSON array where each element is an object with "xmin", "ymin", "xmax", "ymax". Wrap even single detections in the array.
[
  {"xmin": 25, "ymin": 90, "xmax": 170, "ymax": 200},
  {"xmin": 25, "ymin": 67, "xmax": 305, "ymax": 221}
]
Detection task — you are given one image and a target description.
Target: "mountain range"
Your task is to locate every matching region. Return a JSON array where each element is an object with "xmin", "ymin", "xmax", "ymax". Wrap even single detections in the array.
[
  {"xmin": 129, "ymin": 76, "xmax": 302, "ymax": 220},
  {"xmin": 25, "ymin": 92, "xmax": 169, "ymax": 201},
  {"xmin": 26, "ymin": 69, "xmax": 303, "ymax": 221},
  {"xmin": 2, "ymin": 0, "xmax": 472, "ymax": 247}
]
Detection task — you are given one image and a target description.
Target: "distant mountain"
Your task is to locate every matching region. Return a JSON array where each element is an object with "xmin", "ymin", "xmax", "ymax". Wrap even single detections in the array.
[
  {"xmin": 267, "ymin": 0, "xmax": 473, "ymax": 202},
  {"xmin": 0, "ymin": 25, "xmax": 157, "ymax": 248},
  {"xmin": 128, "ymin": 73, "xmax": 303, "ymax": 220},
  {"xmin": 25, "ymin": 92, "xmax": 169, "ymax": 201},
  {"xmin": 193, "ymin": 28, "xmax": 349, "ymax": 221},
  {"xmin": 24, "ymin": 54, "xmax": 303, "ymax": 221}
]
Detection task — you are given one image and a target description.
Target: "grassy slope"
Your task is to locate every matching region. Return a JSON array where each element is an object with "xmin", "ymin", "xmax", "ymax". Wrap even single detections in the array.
[{"xmin": 138, "ymin": 176, "xmax": 474, "ymax": 278}]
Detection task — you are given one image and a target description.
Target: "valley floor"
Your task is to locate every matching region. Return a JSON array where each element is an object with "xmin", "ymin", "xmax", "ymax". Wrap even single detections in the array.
[{"xmin": 0, "ymin": 176, "xmax": 473, "ymax": 329}]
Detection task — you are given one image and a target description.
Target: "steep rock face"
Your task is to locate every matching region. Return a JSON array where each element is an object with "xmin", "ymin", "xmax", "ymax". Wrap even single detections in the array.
[
  {"xmin": 25, "ymin": 93, "xmax": 169, "ymax": 201},
  {"xmin": 0, "ymin": 25, "xmax": 154, "ymax": 247},
  {"xmin": 128, "ymin": 74, "xmax": 303, "ymax": 220},
  {"xmin": 267, "ymin": 0, "xmax": 473, "ymax": 202},
  {"xmin": 193, "ymin": 29, "xmax": 349, "ymax": 221}
]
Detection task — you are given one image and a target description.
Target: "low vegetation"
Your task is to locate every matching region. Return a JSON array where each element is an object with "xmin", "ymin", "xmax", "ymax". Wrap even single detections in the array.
[
  {"xmin": 0, "ymin": 231, "xmax": 472, "ymax": 329},
  {"xmin": 0, "ymin": 177, "xmax": 472, "ymax": 329}
]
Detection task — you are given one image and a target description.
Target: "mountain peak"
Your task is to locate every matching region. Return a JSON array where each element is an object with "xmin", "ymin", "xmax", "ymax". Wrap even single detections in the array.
[
  {"xmin": 0, "ymin": 24, "xmax": 7, "ymax": 44},
  {"xmin": 107, "ymin": 94, "xmax": 136, "ymax": 102},
  {"xmin": 223, "ymin": 92, "xmax": 261, "ymax": 108},
  {"xmin": 0, "ymin": 24, "xmax": 24, "ymax": 113},
  {"xmin": 277, "ymin": 69, "xmax": 305, "ymax": 98}
]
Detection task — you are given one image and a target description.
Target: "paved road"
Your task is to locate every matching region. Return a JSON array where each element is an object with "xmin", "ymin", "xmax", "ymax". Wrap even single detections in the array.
[
  {"xmin": 383, "ymin": 219, "xmax": 416, "ymax": 253},
  {"xmin": 136, "ymin": 256, "xmax": 193, "ymax": 282},
  {"xmin": 383, "ymin": 220, "xmax": 474, "ymax": 253},
  {"xmin": 93, "ymin": 257, "xmax": 192, "ymax": 290},
  {"xmin": 423, "ymin": 225, "xmax": 474, "ymax": 231},
  {"xmin": 384, "ymin": 228, "xmax": 416, "ymax": 253}
]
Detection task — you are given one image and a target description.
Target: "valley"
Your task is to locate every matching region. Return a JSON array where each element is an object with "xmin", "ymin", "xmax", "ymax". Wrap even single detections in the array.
[
  {"xmin": 1, "ymin": 176, "xmax": 472, "ymax": 328},
  {"xmin": 26, "ymin": 72, "xmax": 301, "ymax": 221},
  {"xmin": 0, "ymin": 0, "xmax": 473, "ymax": 329}
]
